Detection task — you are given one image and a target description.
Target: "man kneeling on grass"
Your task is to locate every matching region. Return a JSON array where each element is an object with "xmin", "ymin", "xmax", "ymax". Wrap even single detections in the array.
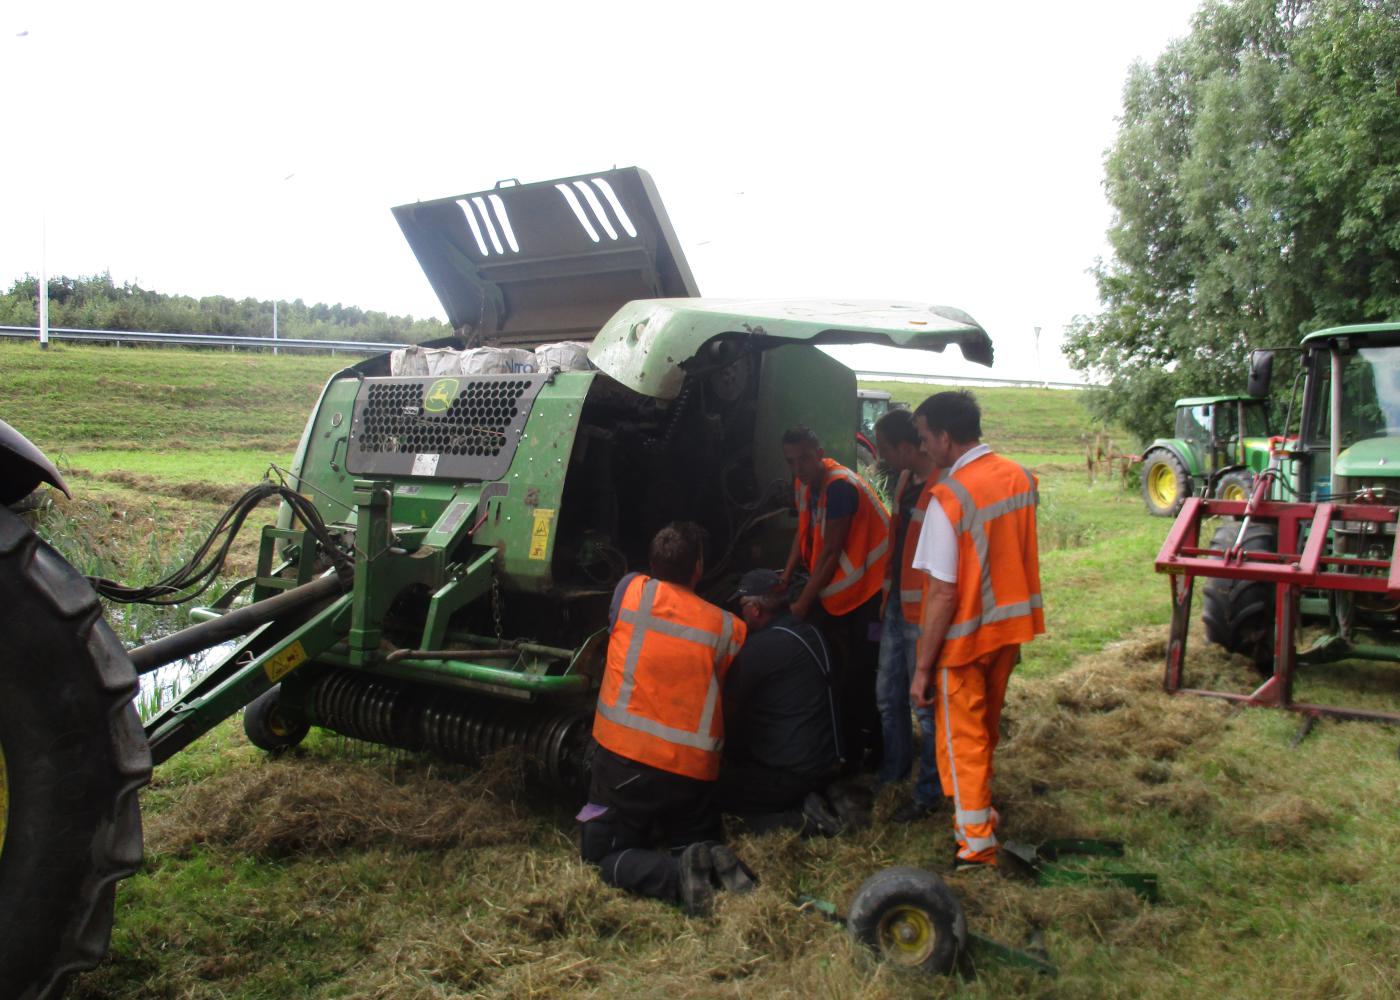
[{"xmin": 579, "ymin": 522, "xmax": 758, "ymax": 915}]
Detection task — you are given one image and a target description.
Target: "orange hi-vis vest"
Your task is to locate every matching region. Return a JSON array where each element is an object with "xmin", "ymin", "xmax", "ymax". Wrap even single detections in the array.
[
  {"xmin": 882, "ymin": 468, "xmax": 944, "ymax": 623},
  {"xmin": 795, "ymin": 458, "xmax": 891, "ymax": 616},
  {"xmin": 593, "ymin": 575, "xmax": 747, "ymax": 781},
  {"xmin": 930, "ymin": 452, "xmax": 1044, "ymax": 667}
]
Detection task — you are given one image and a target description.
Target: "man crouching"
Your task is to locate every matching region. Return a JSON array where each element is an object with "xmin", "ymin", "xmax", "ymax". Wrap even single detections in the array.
[
  {"xmin": 718, "ymin": 569, "xmax": 844, "ymax": 835},
  {"xmin": 580, "ymin": 522, "xmax": 754, "ymax": 914}
]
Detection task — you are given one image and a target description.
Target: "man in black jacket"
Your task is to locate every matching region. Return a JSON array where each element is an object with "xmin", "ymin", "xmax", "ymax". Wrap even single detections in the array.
[{"xmin": 718, "ymin": 569, "xmax": 843, "ymax": 833}]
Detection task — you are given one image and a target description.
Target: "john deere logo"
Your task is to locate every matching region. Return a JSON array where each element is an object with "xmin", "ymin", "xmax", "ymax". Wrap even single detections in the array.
[{"xmin": 424, "ymin": 378, "xmax": 459, "ymax": 414}]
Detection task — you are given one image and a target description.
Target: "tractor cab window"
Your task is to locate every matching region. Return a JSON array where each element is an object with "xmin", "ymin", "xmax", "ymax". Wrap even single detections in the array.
[
  {"xmin": 1215, "ymin": 403, "xmax": 1239, "ymax": 443},
  {"xmin": 1176, "ymin": 404, "xmax": 1213, "ymax": 451},
  {"xmin": 1309, "ymin": 345, "xmax": 1400, "ymax": 446},
  {"xmin": 1242, "ymin": 402, "xmax": 1269, "ymax": 438}
]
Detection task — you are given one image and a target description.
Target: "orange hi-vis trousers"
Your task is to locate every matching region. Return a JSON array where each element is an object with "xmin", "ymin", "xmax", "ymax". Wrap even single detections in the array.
[{"xmin": 934, "ymin": 643, "xmax": 1018, "ymax": 864}]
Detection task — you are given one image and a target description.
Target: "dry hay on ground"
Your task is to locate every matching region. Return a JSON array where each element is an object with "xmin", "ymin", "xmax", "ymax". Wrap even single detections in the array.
[
  {"xmin": 993, "ymin": 630, "xmax": 1234, "ymax": 838},
  {"xmin": 145, "ymin": 755, "xmax": 535, "ymax": 858},
  {"xmin": 129, "ymin": 629, "xmax": 1341, "ymax": 998}
]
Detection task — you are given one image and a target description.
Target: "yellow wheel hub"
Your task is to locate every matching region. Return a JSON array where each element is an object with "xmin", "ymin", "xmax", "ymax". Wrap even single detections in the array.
[
  {"xmin": 1222, "ymin": 482, "xmax": 1248, "ymax": 502},
  {"xmin": 1147, "ymin": 462, "xmax": 1180, "ymax": 508},
  {"xmin": 877, "ymin": 904, "xmax": 938, "ymax": 966}
]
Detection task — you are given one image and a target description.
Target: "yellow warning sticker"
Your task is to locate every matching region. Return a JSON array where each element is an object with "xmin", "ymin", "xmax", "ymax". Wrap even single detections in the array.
[
  {"xmin": 264, "ymin": 640, "xmax": 308, "ymax": 683},
  {"xmin": 529, "ymin": 508, "xmax": 556, "ymax": 560}
]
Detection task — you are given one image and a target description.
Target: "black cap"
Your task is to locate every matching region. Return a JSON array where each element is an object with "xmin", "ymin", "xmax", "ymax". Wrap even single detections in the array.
[{"xmin": 729, "ymin": 568, "xmax": 784, "ymax": 603}]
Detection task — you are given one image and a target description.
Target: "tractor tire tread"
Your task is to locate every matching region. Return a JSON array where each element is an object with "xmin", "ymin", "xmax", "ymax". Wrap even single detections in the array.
[
  {"xmin": 0, "ymin": 505, "xmax": 151, "ymax": 1000},
  {"xmin": 1201, "ymin": 521, "xmax": 1277, "ymax": 674}
]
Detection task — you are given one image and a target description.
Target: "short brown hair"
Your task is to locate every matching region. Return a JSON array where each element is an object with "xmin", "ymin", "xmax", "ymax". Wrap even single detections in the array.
[
  {"xmin": 649, "ymin": 521, "xmax": 707, "ymax": 583},
  {"xmin": 874, "ymin": 407, "xmax": 919, "ymax": 447}
]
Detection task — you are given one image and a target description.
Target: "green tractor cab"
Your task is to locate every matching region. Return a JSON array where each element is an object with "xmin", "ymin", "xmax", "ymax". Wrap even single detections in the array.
[{"xmin": 1140, "ymin": 394, "xmax": 1272, "ymax": 516}]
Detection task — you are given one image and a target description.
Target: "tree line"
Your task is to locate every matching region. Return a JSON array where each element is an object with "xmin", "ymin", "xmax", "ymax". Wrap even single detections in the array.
[
  {"xmin": 0, "ymin": 273, "xmax": 451, "ymax": 344},
  {"xmin": 1067, "ymin": 0, "xmax": 1400, "ymax": 443}
]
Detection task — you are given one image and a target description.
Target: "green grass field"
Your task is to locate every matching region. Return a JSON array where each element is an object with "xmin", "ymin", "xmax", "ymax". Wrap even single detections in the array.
[{"xmin": 6, "ymin": 344, "xmax": 1399, "ymax": 999}]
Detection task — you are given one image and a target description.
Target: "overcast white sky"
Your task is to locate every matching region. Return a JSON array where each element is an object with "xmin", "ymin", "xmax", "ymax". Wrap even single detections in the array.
[{"xmin": 0, "ymin": 0, "xmax": 1203, "ymax": 383}]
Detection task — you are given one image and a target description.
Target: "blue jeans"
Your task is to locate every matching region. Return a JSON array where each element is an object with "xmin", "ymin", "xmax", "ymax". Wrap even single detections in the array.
[{"xmin": 876, "ymin": 604, "xmax": 943, "ymax": 805}]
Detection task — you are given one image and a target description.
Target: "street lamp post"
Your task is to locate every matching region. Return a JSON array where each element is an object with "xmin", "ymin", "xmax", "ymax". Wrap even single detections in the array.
[{"xmin": 38, "ymin": 216, "xmax": 48, "ymax": 349}]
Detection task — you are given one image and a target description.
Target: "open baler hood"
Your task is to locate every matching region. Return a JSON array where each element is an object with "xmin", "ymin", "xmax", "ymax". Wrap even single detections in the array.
[
  {"xmin": 393, "ymin": 167, "xmax": 698, "ymax": 348},
  {"xmin": 587, "ymin": 298, "xmax": 994, "ymax": 399}
]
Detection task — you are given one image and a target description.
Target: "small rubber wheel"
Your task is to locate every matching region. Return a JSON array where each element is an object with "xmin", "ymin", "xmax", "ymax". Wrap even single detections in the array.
[
  {"xmin": 847, "ymin": 866, "xmax": 966, "ymax": 975},
  {"xmin": 1141, "ymin": 451, "xmax": 1190, "ymax": 517},
  {"xmin": 243, "ymin": 685, "xmax": 310, "ymax": 752},
  {"xmin": 1214, "ymin": 470, "xmax": 1254, "ymax": 503}
]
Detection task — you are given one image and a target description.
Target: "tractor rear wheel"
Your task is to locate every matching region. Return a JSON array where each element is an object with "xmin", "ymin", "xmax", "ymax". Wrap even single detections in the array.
[
  {"xmin": 1141, "ymin": 450, "xmax": 1190, "ymax": 517},
  {"xmin": 1202, "ymin": 521, "xmax": 1277, "ymax": 675},
  {"xmin": 0, "ymin": 506, "xmax": 150, "ymax": 1000}
]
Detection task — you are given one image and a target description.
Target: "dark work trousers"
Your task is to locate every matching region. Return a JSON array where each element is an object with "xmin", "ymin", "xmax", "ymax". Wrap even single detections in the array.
[
  {"xmin": 578, "ymin": 745, "xmax": 722, "ymax": 903},
  {"xmin": 817, "ymin": 594, "xmax": 883, "ymax": 775},
  {"xmin": 718, "ymin": 757, "xmax": 830, "ymax": 819}
]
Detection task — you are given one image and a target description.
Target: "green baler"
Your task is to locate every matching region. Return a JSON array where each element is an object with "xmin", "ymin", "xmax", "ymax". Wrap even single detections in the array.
[{"xmin": 0, "ymin": 168, "xmax": 995, "ymax": 999}]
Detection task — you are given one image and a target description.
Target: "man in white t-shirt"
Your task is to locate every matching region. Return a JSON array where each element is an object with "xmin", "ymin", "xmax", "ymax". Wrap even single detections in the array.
[{"xmin": 908, "ymin": 391, "xmax": 1043, "ymax": 869}]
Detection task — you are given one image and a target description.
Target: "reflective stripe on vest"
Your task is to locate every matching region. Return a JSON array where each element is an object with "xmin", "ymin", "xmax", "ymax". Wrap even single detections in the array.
[
  {"xmin": 933, "ymin": 456, "xmax": 1043, "ymax": 664},
  {"xmin": 594, "ymin": 576, "xmax": 744, "ymax": 778},
  {"xmin": 795, "ymin": 459, "xmax": 891, "ymax": 614}
]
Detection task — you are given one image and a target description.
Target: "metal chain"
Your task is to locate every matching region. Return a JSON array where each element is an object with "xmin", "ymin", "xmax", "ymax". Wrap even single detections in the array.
[{"xmin": 491, "ymin": 575, "xmax": 504, "ymax": 640}]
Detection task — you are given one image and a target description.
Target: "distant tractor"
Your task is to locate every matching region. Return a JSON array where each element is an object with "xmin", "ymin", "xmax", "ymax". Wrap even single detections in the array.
[
  {"xmin": 1156, "ymin": 323, "xmax": 1400, "ymax": 723},
  {"xmin": 856, "ymin": 388, "xmax": 908, "ymax": 495},
  {"xmin": 1140, "ymin": 394, "xmax": 1272, "ymax": 516}
]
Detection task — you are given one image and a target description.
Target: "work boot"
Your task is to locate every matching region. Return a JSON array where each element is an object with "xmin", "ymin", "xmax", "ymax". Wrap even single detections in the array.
[
  {"xmin": 824, "ymin": 780, "xmax": 873, "ymax": 832},
  {"xmin": 890, "ymin": 798, "xmax": 941, "ymax": 824},
  {"xmin": 800, "ymin": 791, "xmax": 844, "ymax": 838},
  {"xmin": 709, "ymin": 843, "xmax": 759, "ymax": 894},
  {"xmin": 678, "ymin": 842, "xmax": 715, "ymax": 916}
]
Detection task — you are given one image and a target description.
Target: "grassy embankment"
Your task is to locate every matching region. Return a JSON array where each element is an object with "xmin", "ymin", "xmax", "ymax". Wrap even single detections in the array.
[{"xmin": 3, "ymin": 343, "xmax": 1398, "ymax": 999}]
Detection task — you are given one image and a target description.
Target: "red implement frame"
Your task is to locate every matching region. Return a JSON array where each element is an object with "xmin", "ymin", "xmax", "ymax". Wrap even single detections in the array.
[{"xmin": 1156, "ymin": 492, "xmax": 1400, "ymax": 724}]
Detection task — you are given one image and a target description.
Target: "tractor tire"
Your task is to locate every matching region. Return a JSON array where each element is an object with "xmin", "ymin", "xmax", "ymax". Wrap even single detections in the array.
[
  {"xmin": 0, "ymin": 505, "xmax": 151, "ymax": 1000},
  {"xmin": 243, "ymin": 684, "xmax": 310, "ymax": 752},
  {"xmin": 1141, "ymin": 450, "xmax": 1190, "ymax": 517},
  {"xmin": 1202, "ymin": 521, "xmax": 1277, "ymax": 675},
  {"xmin": 847, "ymin": 866, "xmax": 966, "ymax": 975},
  {"xmin": 1214, "ymin": 470, "xmax": 1254, "ymax": 503}
]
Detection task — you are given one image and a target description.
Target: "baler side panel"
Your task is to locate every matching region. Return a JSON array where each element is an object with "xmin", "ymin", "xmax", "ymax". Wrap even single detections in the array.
[
  {"xmin": 472, "ymin": 372, "xmax": 595, "ymax": 593},
  {"xmin": 279, "ymin": 376, "xmax": 362, "ymax": 533}
]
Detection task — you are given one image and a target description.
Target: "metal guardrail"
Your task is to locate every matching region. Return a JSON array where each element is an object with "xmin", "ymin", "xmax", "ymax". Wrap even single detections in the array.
[
  {"xmin": 0, "ymin": 325, "xmax": 402, "ymax": 354},
  {"xmin": 854, "ymin": 370, "xmax": 1095, "ymax": 390},
  {"xmin": 0, "ymin": 326, "xmax": 1096, "ymax": 389}
]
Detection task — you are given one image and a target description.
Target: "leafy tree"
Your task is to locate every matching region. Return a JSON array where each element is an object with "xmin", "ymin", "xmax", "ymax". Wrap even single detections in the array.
[{"xmin": 1066, "ymin": 0, "xmax": 1400, "ymax": 444}]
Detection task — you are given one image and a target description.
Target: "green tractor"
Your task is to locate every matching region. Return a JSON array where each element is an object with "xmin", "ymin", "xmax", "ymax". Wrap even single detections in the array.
[
  {"xmin": 1158, "ymin": 323, "xmax": 1400, "ymax": 719},
  {"xmin": 0, "ymin": 168, "xmax": 996, "ymax": 998},
  {"xmin": 1140, "ymin": 394, "xmax": 1273, "ymax": 516}
]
